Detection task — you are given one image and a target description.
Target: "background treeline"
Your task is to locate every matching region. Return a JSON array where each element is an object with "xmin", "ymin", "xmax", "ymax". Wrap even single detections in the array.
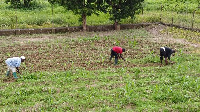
[
  {"xmin": 0, "ymin": 0, "xmax": 200, "ymax": 30},
  {"xmin": 2, "ymin": 0, "xmax": 144, "ymax": 30}
]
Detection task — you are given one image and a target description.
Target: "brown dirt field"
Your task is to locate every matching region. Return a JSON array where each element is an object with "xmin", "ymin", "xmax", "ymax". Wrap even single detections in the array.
[{"xmin": 0, "ymin": 24, "xmax": 199, "ymax": 78}]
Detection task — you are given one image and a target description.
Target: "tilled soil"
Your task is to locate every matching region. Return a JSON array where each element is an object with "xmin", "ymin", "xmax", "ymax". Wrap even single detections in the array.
[{"xmin": 1, "ymin": 25, "xmax": 198, "ymax": 81}]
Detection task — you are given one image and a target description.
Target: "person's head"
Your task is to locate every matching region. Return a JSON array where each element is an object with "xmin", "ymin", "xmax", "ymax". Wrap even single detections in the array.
[
  {"xmin": 20, "ymin": 56, "xmax": 26, "ymax": 62},
  {"xmin": 122, "ymin": 48, "xmax": 125, "ymax": 52},
  {"xmin": 172, "ymin": 50, "xmax": 175, "ymax": 56}
]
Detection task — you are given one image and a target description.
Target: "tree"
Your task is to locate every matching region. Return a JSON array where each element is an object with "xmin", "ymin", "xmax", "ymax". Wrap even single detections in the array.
[
  {"xmin": 105, "ymin": 0, "xmax": 144, "ymax": 30},
  {"xmin": 5, "ymin": 0, "xmax": 20, "ymax": 8},
  {"xmin": 59, "ymin": 0, "xmax": 105, "ymax": 31},
  {"xmin": 24, "ymin": 0, "xmax": 32, "ymax": 7},
  {"xmin": 5, "ymin": 0, "xmax": 33, "ymax": 8}
]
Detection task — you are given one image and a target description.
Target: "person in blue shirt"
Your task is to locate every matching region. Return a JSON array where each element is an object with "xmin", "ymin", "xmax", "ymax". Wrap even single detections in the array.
[
  {"xmin": 5, "ymin": 56, "xmax": 26, "ymax": 79},
  {"xmin": 160, "ymin": 47, "xmax": 175, "ymax": 65}
]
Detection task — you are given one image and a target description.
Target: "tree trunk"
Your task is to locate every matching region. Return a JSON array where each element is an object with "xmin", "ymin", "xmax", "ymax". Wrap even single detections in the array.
[
  {"xmin": 82, "ymin": 13, "xmax": 87, "ymax": 31},
  {"xmin": 114, "ymin": 20, "xmax": 120, "ymax": 30}
]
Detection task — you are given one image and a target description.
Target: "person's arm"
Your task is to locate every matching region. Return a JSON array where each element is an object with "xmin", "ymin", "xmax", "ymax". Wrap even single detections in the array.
[
  {"xmin": 119, "ymin": 54, "xmax": 126, "ymax": 61},
  {"xmin": 168, "ymin": 55, "xmax": 171, "ymax": 60},
  {"xmin": 168, "ymin": 55, "xmax": 175, "ymax": 64},
  {"xmin": 16, "ymin": 67, "xmax": 20, "ymax": 74}
]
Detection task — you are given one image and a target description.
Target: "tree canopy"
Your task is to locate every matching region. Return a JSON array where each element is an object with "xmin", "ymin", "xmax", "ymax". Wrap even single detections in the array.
[
  {"xmin": 58, "ymin": 0, "xmax": 144, "ymax": 30},
  {"xmin": 58, "ymin": 0, "xmax": 105, "ymax": 31},
  {"xmin": 105, "ymin": 0, "xmax": 144, "ymax": 29},
  {"xmin": 5, "ymin": 0, "xmax": 33, "ymax": 8},
  {"xmin": 5, "ymin": 0, "xmax": 145, "ymax": 31}
]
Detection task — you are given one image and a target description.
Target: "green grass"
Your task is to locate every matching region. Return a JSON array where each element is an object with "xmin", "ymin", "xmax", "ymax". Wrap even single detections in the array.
[
  {"xmin": 0, "ymin": 0, "xmax": 200, "ymax": 29},
  {"xmin": 0, "ymin": 0, "xmax": 199, "ymax": 111},
  {"xmin": 0, "ymin": 1, "xmax": 80, "ymax": 29},
  {"xmin": 0, "ymin": 26, "xmax": 200, "ymax": 111},
  {"xmin": 0, "ymin": 0, "xmax": 113, "ymax": 29},
  {"xmin": 144, "ymin": 0, "xmax": 199, "ymax": 13}
]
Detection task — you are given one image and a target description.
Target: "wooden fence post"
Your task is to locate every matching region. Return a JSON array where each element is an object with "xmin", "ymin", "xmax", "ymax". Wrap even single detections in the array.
[
  {"xmin": 160, "ymin": 5, "xmax": 163, "ymax": 22},
  {"xmin": 192, "ymin": 10, "xmax": 196, "ymax": 29},
  {"xmin": 15, "ymin": 5, "xmax": 18, "ymax": 29},
  {"xmin": 142, "ymin": 7, "xmax": 144, "ymax": 15},
  {"xmin": 16, "ymin": 16, "xmax": 18, "ymax": 29}
]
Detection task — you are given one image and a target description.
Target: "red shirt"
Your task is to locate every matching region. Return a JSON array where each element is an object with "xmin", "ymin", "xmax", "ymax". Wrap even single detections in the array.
[{"xmin": 112, "ymin": 46, "xmax": 123, "ymax": 54}]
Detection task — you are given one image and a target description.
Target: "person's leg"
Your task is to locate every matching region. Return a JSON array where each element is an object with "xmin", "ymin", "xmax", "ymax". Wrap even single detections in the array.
[
  {"xmin": 109, "ymin": 49, "xmax": 114, "ymax": 61},
  {"xmin": 110, "ymin": 49, "xmax": 118, "ymax": 64},
  {"xmin": 6, "ymin": 66, "xmax": 10, "ymax": 77},
  {"xmin": 160, "ymin": 48, "xmax": 164, "ymax": 64},
  {"xmin": 160, "ymin": 56, "xmax": 163, "ymax": 64},
  {"xmin": 115, "ymin": 57, "xmax": 118, "ymax": 65},
  {"xmin": 13, "ymin": 72, "xmax": 18, "ymax": 79},
  {"xmin": 11, "ymin": 67, "xmax": 18, "ymax": 79},
  {"xmin": 165, "ymin": 57, "xmax": 168, "ymax": 65},
  {"xmin": 114, "ymin": 53, "xmax": 118, "ymax": 65}
]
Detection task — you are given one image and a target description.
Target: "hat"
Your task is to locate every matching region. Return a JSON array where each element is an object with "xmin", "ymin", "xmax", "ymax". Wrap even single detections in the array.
[{"xmin": 20, "ymin": 56, "xmax": 26, "ymax": 60}]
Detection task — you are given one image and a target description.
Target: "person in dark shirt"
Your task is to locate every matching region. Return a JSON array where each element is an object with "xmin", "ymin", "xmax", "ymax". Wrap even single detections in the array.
[
  {"xmin": 160, "ymin": 47, "xmax": 175, "ymax": 65},
  {"xmin": 109, "ymin": 46, "xmax": 126, "ymax": 65}
]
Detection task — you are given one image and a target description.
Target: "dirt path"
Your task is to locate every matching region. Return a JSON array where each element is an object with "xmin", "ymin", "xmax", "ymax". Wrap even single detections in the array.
[
  {"xmin": 1, "ymin": 24, "xmax": 199, "ymax": 80},
  {"xmin": 3, "ymin": 24, "xmax": 198, "ymax": 49},
  {"xmin": 2, "ymin": 31, "xmax": 119, "ymax": 45}
]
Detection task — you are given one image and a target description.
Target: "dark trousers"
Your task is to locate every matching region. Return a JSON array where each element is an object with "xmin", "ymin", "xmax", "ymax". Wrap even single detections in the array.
[
  {"xmin": 160, "ymin": 48, "xmax": 165, "ymax": 63},
  {"xmin": 110, "ymin": 49, "xmax": 118, "ymax": 64}
]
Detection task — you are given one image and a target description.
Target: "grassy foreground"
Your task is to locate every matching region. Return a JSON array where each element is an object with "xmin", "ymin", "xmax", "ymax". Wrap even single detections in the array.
[{"xmin": 0, "ymin": 25, "xmax": 200, "ymax": 111}]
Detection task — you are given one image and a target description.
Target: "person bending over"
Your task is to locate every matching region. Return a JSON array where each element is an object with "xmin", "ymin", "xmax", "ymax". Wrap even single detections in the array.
[
  {"xmin": 5, "ymin": 56, "xmax": 26, "ymax": 79},
  {"xmin": 109, "ymin": 46, "xmax": 125, "ymax": 65},
  {"xmin": 160, "ymin": 47, "xmax": 175, "ymax": 65}
]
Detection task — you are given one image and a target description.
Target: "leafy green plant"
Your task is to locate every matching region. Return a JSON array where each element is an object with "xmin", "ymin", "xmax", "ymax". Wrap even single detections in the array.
[{"xmin": 128, "ymin": 36, "xmax": 137, "ymax": 48}]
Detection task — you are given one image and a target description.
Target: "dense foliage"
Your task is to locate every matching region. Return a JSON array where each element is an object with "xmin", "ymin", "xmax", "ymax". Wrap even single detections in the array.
[
  {"xmin": 5, "ymin": 0, "xmax": 33, "ymax": 8},
  {"xmin": 55, "ymin": 0, "xmax": 144, "ymax": 30},
  {"xmin": 105, "ymin": 0, "xmax": 144, "ymax": 24},
  {"xmin": 58, "ymin": 0, "xmax": 105, "ymax": 30}
]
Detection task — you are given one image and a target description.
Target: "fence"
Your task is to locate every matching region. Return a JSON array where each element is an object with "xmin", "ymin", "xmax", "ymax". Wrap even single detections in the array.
[
  {"xmin": 0, "ymin": 23, "xmax": 154, "ymax": 36},
  {"xmin": 158, "ymin": 4, "xmax": 200, "ymax": 29}
]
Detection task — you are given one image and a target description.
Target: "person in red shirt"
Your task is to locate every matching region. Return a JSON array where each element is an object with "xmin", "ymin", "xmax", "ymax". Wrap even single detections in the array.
[{"xmin": 109, "ymin": 46, "xmax": 126, "ymax": 64}]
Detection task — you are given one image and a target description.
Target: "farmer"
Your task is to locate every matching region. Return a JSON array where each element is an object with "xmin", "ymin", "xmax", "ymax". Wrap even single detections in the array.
[
  {"xmin": 109, "ymin": 46, "xmax": 126, "ymax": 64},
  {"xmin": 5, "ymin": 56, "xmax": 26, "ymax": 79},
  {"xmin": 160, "ymin": 47, "xmax": 175, "ymax": 65}
]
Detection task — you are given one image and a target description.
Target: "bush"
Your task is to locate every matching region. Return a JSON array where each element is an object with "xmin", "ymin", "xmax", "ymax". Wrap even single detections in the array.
[{"xmin": 5, "ymin": 0, "xmax": 48, "ymax": 10}]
